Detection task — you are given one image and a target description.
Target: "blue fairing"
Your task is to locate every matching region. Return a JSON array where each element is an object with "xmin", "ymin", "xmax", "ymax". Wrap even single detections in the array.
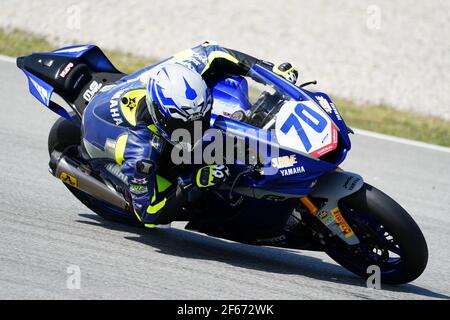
[
  {"xmin": 305, "ymin": 90, "xmax": 352, "ymax": 150},
  {"xmin": 212, "ymin": 115, "xmax": 344, "ymax": 196},
  {"xmin": 23, "ymin": 69, "xmax": 54, "ymax": 106},
  {"xmin": 18, "ymin": 45, "xmax": 123, "ymax": 123},
  {"xmin": 49, "ymin": 45, "xmax": 121, "ymax": 73},
  {"xmin": 22, "ymin": 69, "xmax": 78, "ymax": 123},
  {"xmin": 212, "ymin": 77, "xmax": 253, "ymax": 111},
  {"xmin": 210, "ymin": 65, "xmax": 352, "ymax": 197}
]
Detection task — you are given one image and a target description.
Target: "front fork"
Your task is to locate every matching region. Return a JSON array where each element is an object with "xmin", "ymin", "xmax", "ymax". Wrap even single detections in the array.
[{"xmin": 300, "ymin": 170, "xmax": 364, "ymax": 245}]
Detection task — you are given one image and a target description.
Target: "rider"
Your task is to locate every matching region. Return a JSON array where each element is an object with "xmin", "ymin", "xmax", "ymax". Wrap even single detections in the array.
[{"xmin": 81, "ymin": 41, "xmax": 299, "ymax": 228}]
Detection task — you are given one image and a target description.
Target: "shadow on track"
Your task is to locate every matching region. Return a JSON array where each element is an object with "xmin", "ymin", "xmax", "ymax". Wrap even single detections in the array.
[{"xmin": 77, "ymin": 213, "xmax": 449, "ymax": 300}]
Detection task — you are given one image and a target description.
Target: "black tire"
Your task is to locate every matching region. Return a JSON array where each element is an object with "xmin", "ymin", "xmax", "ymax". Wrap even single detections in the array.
[
  {"xmin": 48, "ymin": 116, "xmax": 141, "ymax": 226},
  {"xmin": 65, "ymin": 184, "xmax": 141, "ymax": 226},
  {"xmin": 48, "ymin": 114, "xmax": 81, "ymax": 155},
  {"xmin": 325, "ymin": 183, "xmax": 428, "ymax": 284}
]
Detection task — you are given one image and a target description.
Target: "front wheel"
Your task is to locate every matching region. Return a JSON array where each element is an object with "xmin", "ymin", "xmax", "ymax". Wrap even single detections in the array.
[{"xmin": 325, "ymin": 183, "xmax": 428, "ymax": 284}]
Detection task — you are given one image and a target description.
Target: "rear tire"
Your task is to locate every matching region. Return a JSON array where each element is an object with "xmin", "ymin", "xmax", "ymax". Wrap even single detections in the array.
[
  {"xmin": 65, "ymin": 185, "xmax": 141, "ymax": 226},
  {"xmin": 326, "ymin": 183, "xmax": 428, "ymax": 284},
  {"xmin": 48, "ymin": 115, "xmax": 81, "ymax": 155},
  {"xmin": 48, "ymin": 116, "xmax": 141, "ymax": 226}
]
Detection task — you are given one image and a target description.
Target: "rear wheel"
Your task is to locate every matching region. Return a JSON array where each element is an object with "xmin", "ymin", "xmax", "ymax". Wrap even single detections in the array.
[
  {"xmin": 65, "ymin": 184, "xmax": 140, "ymax": 226},
  {"xmin": 48, "ymin": 115, "xmax": 81, "ymax": 155},
  {"xmin": 48, "ymin": 116, "xmax": 140, "ymax": 226},
  {"xmin": 325, "ymin": 183, "xmax": 428, "ymax": 284}
]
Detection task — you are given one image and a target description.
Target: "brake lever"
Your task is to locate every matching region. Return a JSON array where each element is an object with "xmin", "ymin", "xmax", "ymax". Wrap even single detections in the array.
[{"xmin": 299, "ymin": 80, "xmax": 317, "ymax": 88}]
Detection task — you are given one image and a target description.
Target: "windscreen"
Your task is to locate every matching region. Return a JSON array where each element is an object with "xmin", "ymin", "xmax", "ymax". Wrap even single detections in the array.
[{"xmin": 212, "ymin": 67, "xmax": 293, "ymax": 130}]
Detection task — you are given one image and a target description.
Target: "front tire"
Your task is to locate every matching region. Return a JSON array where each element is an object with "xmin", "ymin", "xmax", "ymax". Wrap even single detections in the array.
[{"xmin": 325, "ymin": 183, "xmax": 428, "ymax": 284}]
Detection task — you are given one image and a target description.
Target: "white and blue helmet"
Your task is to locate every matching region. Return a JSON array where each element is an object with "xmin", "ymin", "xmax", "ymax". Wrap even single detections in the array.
[{"xmin": 146, "ymin": 63, "xmax": 212, "ymax": 144}]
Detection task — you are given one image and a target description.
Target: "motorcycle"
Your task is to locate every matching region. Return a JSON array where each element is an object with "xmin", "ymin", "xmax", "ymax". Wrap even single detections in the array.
[{"xmin": 16, "ymin": 45, "xmax": 428, "ymax": 284}]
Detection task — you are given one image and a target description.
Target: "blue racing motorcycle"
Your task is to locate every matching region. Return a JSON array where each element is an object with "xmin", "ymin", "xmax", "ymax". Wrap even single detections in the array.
[{"xmin": 16, "ymin": 45, "xmax": 428, "ymax": 284}]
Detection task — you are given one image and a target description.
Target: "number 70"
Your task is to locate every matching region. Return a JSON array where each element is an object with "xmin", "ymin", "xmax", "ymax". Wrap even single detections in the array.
[{"xmin": 280, "ymin": 103, "xmax": 327, "ymax": 152}]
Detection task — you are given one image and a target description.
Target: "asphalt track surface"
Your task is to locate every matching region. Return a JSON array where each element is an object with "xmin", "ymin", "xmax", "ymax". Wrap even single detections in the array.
[{"xmin": 0, "ymin": 59, "xmax": 449, "ymax": 300}]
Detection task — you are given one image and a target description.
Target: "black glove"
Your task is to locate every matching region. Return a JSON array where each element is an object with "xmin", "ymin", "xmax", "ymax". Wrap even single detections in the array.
[
  {"xmin": 273, "ymin": 62, "xmax": 299, "ymax": 84},
  {"xmin": 195, "ymin": 164, "xmax": 230, "ymax": 188}
]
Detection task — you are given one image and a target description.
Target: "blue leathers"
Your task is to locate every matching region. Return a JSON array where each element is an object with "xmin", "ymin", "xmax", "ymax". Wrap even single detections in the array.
[{"xmin": 81, "ymin": 41, "xmax": 273, "ymax": 226}]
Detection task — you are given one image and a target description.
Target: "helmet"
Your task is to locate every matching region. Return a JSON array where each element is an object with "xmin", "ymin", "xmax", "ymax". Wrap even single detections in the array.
[{"xmin": 146, "ymin": 63, "xmax": 212, "ymax": 146}]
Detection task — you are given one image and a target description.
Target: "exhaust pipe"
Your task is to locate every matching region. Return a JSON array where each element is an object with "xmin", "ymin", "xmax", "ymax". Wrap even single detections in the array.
[{"xmin": 49, "ymin": 151, "xmax": 130, "ymax": 210}]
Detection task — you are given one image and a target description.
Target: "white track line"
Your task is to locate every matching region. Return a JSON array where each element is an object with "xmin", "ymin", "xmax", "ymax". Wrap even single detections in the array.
[
  {"xmin": 354, "ymin": 128, "xmax": 450, "ymax": 153},
  {"xmin": 1, "ymin": 53, "xmax": 448, "ymax": 153},
  {"xmin": 0, "ymin": 54, "xmax": 17, "ymax": 64}
]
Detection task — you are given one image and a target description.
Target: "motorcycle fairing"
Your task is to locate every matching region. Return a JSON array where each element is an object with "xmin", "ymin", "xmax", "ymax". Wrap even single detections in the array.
[
  {"xmin": 17, "ymin": 45, "xmax": 124, "ymax": 123},
  {"xmin": 49, "ymin": 45, "xmax": 121, "ymax": 73},
  {"xmin": 310, "ymin": 170, "xmax": 364, "ymax": 245},
  {"xmin": 209, "ymin": 65, "xmax": 353, "ymax": 198},
  {"xmin": 306, "ymin": 91, "xmax": 352, "ymax": 150}
]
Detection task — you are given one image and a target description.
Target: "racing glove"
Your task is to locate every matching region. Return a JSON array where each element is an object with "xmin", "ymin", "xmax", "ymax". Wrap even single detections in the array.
[
  {"xmin": 196, "ymin": 165, "xmax": 230, "ymax": 188},
  {"xmin": 273, "ymin": 62, "xmax": 299, "ymax": 84}
]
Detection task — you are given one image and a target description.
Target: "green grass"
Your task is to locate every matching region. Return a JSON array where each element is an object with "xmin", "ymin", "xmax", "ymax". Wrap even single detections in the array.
[
  {"xmin": 334, "ymin": 98, "xmax": 449, "ymax": 147},
  {"xmin": 1, "ymin": 28, "xmax": 449, "ymax": 147},
  {"xmin": 0, "ymin": 28, "xmax": 154, "ymax": 74}
]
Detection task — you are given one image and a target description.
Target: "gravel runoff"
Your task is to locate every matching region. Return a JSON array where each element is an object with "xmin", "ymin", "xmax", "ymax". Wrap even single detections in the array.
[{"xmin": 1, "ymin": 0, "xmax": 449, "ymax": 119}]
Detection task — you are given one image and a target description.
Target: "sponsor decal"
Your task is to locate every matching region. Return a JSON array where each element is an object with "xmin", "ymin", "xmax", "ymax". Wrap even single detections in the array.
[
  {"xmin": 319, "ymin": 211, "xmax": 328, "ymax": 219},
  {"xmin": 131, "ymin": 177, "xmax": 148, "ymax": 185},
  {"xmin": 312, "ymin": 127, "xmax": 338, "ymax": 158},
  {"xmin": 330, "ymin": 207, "xmax": 354, "ymax": 238},
  {"xmin": 256, "ymin": 235, "xmax": 287, "ymax": 244},
  {"xmin": 29, "ymin": 77, "xmax": 49, "ymax": 104},
  {"xmin": 343, "ymin": 176, "xmax": 361, "ymax": 191},
  {"xmin": 318, "ymin": 211, "xmax": 334, "ymax": 225},
  {"xmin": 150, "ymin": 135, "xmax": 164, "ymax": 153},
  {"xmin": 72, "ymin": 73, "xmax": 85, "ymax": 89},
  {"xmin": 122, "ymin": 96, "xmax": 138, "ymax": 111},
  {"xmin": 331, "ymin": 102, "xmax": 342, "ymax": 121},
  {"xmin": 316, "ymin": 95, "xmax": 333, "ymax": 113},
  {"xmin": 119, "ymin": 89, "xmax": 146, "ymax": 126},
  {"xmin": 130, "ymin": 184, "xmax": 148, "ymax": 195},
  {"xmin": 262, "ymin": 195, "xmax": 286, "ymax": 201},
  {"xmin": 279, "ymin": 166, "xmax": 306, "ymax": 177},
  {"xmin": 330, "ymin": 102, "xmax": 342, "ymax": 121},
  {"xmin": 59, "ymin": 62, "xmax": 74, "ymax": 78},
  {"xmin": 272, "ymin": 154, "xmax": 297, "ymax": 169},
  {"xmin": 60, "ymin": 172, "xmax": 78, "ymax": 187},
  {"xmin": 83, "ymin": 80, "xmax": 103, "ymax": 102},
  {"xmin": 323, "ymin": 215, "xmax": 333, "ymax": 225},
  {"xmin": 109, "ymin": 89, "xmax": 126, "ymax": 125},
  {"xmin": 316, "ymin": 95, "xmax": 342, "ymax": 121}
]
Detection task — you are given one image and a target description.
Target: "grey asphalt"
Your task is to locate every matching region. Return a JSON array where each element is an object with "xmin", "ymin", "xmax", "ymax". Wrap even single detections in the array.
[{"xmin": 0, "ymin": 59, "xmax": 449, "ymax": 300}]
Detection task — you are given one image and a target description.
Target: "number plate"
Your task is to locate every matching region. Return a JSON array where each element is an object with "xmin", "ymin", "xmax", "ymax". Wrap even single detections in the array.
[{"xmin": 275, "ymin": 101, "xmax": 338, "ymax": 157}]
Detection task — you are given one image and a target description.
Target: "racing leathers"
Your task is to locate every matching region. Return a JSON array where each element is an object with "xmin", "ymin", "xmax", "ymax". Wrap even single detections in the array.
[{"xmin": 81, "ymin": 41, "xmax": 297, "ymax": 227}]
